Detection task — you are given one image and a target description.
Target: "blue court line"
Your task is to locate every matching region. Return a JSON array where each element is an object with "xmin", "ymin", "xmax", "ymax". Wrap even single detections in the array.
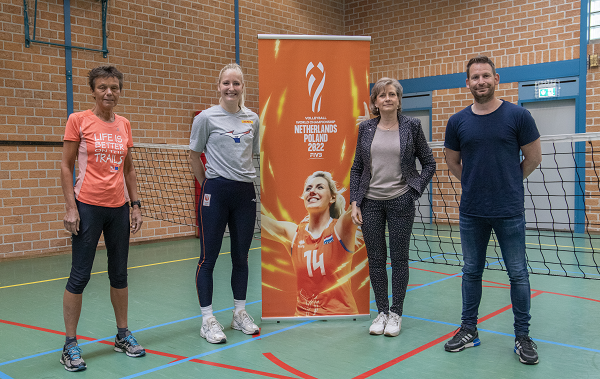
[
  {"xmin": 120, "ymin": 320, "xmax": 317, "ymax": 379},
  {"xmin": 0, "ymin": 371, "xmax": 14, "ymax": 379},
  {"xmin": 372, "ymin": 258, "xmax": 461, "ymax": 304},
  {"xmin": 0, "ymin": 301, "xmax": 262, "ymax": 367},
  {"xmin": 369, "ymin": 312, "xmax": 600, "ymax": 354}
]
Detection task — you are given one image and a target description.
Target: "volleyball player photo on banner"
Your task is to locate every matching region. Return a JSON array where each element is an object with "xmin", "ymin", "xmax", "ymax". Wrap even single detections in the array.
[{"xmin": 258, "ymin": 35, "xmax": 371, "ymax": 320}]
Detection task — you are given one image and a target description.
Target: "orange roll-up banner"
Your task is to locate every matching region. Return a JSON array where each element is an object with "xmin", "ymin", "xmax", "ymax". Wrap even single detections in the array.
[{"xmin": 258, "ymin": 35, "xmax": 371, "ymax": 321}]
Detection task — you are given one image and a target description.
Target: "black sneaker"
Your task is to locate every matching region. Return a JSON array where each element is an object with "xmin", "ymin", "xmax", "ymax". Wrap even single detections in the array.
[
  {"xmin": 444, "ymin": 325, "xmax": 481, "ymax": 352},
  {"xmin": 515, "ymin": 335, "xmax": 539, "ymax": 364},
  {"xmin": 59, "ymin": 342, "xmax": 87, "ymax": 372}
]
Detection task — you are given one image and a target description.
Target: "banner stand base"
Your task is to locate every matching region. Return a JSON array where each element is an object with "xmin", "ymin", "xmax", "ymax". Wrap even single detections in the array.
[{"xmin": 261, "ymin": 314, "xmax": 371, "ymax": 323}]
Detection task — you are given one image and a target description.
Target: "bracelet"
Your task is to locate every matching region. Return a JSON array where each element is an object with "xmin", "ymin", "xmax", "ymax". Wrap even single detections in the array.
[{"xmin": 131, "ymin": 200, "xmax": 141, "ymax": 208}]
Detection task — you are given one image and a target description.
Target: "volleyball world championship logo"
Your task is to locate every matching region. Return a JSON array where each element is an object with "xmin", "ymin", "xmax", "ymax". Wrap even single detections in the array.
[{"xmin": 305, "ymin": 62, "xmax": 325, "ymax": 113}]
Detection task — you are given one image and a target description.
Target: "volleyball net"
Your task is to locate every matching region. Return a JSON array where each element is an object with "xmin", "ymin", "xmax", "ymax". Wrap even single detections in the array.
[
  {"xmin": 131, "ymin": 144, "xmax": 262, "ymax": 234},
  {"xmin": 132, "ymin": 132, "xmax": 600, "ymax": 280}
]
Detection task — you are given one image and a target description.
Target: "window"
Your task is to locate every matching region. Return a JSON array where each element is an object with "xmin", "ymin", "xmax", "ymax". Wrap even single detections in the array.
[{"xmin": 591, "ymin": 0, "xmax": 600, "ymax": 40}]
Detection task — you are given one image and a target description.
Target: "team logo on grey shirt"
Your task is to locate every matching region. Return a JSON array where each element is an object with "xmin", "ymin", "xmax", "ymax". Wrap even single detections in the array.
[{"xmin": 221, "ymin": 130, "xmax": 251, "ymax": 143}]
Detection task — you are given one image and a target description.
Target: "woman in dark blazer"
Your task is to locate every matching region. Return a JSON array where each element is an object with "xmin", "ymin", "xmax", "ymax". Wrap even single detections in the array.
[{"xmin": 350, "ymin": 77, "xmax": 436, "ymax": 337}]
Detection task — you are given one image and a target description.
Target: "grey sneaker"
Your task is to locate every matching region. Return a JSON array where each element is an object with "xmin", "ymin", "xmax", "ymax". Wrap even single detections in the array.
[
  {"xmin": 201, "ymin": 316, "xmax": 227, "ymax": 344},
  {"xmin": 114, "ymin": 334, "xmax": 146, "ymax": 357},
  {"xmin": 384, "ymin": 311, "xmax": 401, "ymax": 337},
  {"xmin": 369, "ymin": 312, "xmax": 388, "ymax": 335},
  {"xmin": 60, "ymin": 342, "xmax": 87, "ymax": 372},
  {"xmin": 231, "ymin": 309, "xmax": 260, "ymax": 335}
]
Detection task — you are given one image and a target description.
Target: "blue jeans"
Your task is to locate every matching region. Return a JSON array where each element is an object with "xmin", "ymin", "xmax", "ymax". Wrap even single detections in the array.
[{"xmin": 459, "ymin": 212, "xmax": 531, "ymax": 336}]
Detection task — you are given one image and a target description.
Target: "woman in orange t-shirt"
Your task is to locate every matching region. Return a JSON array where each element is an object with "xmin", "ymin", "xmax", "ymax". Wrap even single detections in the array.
[{"xmin": 59, "ymin": 66, "xmax": 144, "ymax": 372}]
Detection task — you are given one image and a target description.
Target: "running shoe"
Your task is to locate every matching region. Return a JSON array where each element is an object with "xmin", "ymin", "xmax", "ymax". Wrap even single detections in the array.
[
  {"xmin": 369, "ymin": 312, "xmax": 388, "ymax": 335},
  {"xmin": 60, "ymin": 342, "xmax": 87, "ymax": 372},
  {"xmin": 384, "ymin": 311, "xmax": 402, "ymax": 337},
  {"xmin": 114, "ymin": 333, "xmax": 146, "ymax": 357},
  {"xmin": 201, "ymin": 316, "xmax": 227, "ymax": 344},
  {"xmin": 515, "ymin": 335, "xmax": 539, "ymax": 364},
  {"xmin": 444, "ymin": 325, "xmax": 480, "ymax": 352},
  {"xmin": 231, "ymin": 309, "xmax": 260, "ymax": 335}
]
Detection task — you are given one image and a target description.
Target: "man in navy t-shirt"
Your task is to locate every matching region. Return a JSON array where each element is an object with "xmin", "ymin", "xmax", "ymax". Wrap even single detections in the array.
[{"xmin": 443, "ymin": 55, "xmax": 542, "ymax": 365}]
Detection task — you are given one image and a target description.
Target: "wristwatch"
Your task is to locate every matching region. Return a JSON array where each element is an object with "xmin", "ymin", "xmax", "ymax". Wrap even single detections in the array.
[{"xmin": 131, "ymin": 200, "xmax": 141, "ymax": 208}]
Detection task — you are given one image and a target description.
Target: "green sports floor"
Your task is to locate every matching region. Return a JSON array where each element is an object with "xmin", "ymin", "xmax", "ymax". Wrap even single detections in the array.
[{"xmin": 1, "ymin": 235, "xmax": 600, "ymax": 378}]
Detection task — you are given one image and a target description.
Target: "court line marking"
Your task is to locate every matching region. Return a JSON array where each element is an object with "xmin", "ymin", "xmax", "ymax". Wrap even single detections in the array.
[
  {"xmin": 120, "ymin": 321, "xmax": 317, "ymax": 379},
  {"xmin": 263, "ymin": 352, "xmax": 318, "ymax": 379},
  {"xmin": 0, "ymin": 303, "xmax": 301, "ymax": 379},
  {"xmin": 0, "ymin": 371, "xmax": 13, "ymax": 379},
  {"xmin": 0, "ymin": 247, "xmax": 261, "ymax": 290},
  {"xmin": 2, "ymin": 269, "xmax": 600, "ymax": 377},
  {"xmin": 355, "ymin": 291, "xmax": 545, "ymax": 378},
  {"xmin": 2, "ymin": 245, "xmax": 599, "ymax": 376},
  {"xmin": 0, "ymin": 301, "xmax": 260, "ymax": 367}
]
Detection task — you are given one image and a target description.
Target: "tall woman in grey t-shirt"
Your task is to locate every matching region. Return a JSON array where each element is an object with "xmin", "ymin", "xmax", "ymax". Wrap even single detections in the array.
[
  {"xmin": 349, "ymin": 78, "xmax": 436, "ymax": 337},
  {"xmin": 189, "ymin": 63, "xmax": 260, "ymax": 344}
]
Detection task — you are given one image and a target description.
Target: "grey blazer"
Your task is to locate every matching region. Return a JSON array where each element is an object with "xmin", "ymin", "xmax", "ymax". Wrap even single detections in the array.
[{"xmin": 349, "ymin": 114, "xmax": 436, "ymax": 207}]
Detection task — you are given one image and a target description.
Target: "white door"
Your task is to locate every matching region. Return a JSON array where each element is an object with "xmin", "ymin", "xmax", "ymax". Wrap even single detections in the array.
[{"xmin": 522, "ymin": 99, "xmax": 576, "ymax": 231}]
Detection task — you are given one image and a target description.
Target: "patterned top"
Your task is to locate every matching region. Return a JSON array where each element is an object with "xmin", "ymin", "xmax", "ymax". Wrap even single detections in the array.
[{"xmin": 350, "ymin": 114, "xmax": 436, "ymax": 207}]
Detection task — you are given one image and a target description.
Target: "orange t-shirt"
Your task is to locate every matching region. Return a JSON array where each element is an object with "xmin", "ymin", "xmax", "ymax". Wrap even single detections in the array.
[
  {"xmin": 291, "ymin": 217, "xmax": 359, "ymax": 316},
  {"xmin": 63, "ymin": 110, "xmax": 133, "ymax": 208}
]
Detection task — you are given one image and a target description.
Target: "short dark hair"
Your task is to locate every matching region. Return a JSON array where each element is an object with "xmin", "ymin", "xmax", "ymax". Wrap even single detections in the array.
[
  {"xmin": 370, "ymin": 77, "xmax": 403, "ymax": 116},
  {"xmin": 88, "ymin": 66, "xmax": 124, "ymax": 90},
  {"xmin": 466, "ymin": 55, "xmax": 496, "ymax": 78}
]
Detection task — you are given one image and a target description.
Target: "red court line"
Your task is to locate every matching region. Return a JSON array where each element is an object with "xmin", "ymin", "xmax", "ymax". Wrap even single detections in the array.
[
  {"xmin": 535, "ymin": 290, "xmax": 600, "ymax": 303},
  {"xmin": 0, "ymin": 319, "xmax": 296, "ymax": 378},
  {"xmin": 409, "ymin": 266, "xmax": 459, "ymax": 276},
  {"xmin": 192, "ymin": 358, "xmax": 299, "ymax": 379},
  {"xmin": 264, "ymin": 352, "xmax": 318, "ymax": 379},
  {"xmin": 353, "ymin": 290, "xmax": 544, "ymax": 379}
]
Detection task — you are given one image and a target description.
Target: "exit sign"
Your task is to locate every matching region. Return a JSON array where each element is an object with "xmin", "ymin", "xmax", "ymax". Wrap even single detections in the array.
[
  {"xmin": 538, "ymin": 87, "xmax": 556, "ymax": 98},
  {"xmin": 535, "ymin": 80, "xmax": 560, "ymax": 99}
]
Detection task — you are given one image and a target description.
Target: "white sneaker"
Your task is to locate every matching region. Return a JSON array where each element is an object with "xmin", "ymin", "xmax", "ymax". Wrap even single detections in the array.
[
  {"xmin": 231, "ymin": 309, "xmax": 259, "ymax": 335},
  {"xmin": 384, "ymin": 311, "xmax": 401, "ymax": 337},
  {"xmin": 369, "ymin": 312, "xmax": 388, "ymax": 335},
  {"xmin": 200, "ymin": 316, "xmax": 227, "ymax": 344}
]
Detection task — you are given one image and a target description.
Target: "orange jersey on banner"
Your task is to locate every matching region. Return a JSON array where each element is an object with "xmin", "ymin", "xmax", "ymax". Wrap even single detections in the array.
[{"xmin": 291, "ymin": 218, "xmax": 358, "ymax": 316}]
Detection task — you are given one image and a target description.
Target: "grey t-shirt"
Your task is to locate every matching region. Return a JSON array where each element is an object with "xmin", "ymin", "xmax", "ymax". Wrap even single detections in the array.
[
  {"xmin": 189, "ymin": 105, "xmax": 260, "ymax": 182},
  {"xmin": 365, "ymin": 128, "xmax": 408, "ymax": 200}
]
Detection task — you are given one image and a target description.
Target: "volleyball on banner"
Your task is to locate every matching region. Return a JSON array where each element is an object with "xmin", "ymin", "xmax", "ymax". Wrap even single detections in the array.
[{"xmin": 258, "ymin": 35, "xmax": 371, "ymax": 320}]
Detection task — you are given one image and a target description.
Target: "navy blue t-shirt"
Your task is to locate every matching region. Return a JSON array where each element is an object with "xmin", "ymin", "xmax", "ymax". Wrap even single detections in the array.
[{"xmin": 444, "ymin": 100, "xmax": 540, "ymax": 217}]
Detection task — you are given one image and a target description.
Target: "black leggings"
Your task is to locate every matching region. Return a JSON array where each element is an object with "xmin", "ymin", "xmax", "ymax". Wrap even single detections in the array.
[
  {"xmin": 66, "ymin": 200, "xmax": 130, "ymax": 294},
  {"xmin": 196, "ymin": 177, "xmax": 256, "ymax": 307},
  {"xmin": 360, "ymin": 190, "xmax": 416, "ymax": 315}
]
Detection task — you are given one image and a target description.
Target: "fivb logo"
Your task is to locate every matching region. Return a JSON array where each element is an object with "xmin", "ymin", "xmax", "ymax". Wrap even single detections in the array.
[{"xmin": 305, "ymin": 62, "xmax": 325, "ymax": 113}]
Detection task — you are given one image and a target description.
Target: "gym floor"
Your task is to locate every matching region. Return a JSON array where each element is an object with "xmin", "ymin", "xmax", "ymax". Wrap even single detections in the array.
[{"xmin": 1, "ymin": 235, "xmax": 599, "ymax": 378}]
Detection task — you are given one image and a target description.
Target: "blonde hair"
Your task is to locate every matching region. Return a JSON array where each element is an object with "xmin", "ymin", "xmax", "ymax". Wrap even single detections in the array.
[
  {"xmin": 302, "ymin": 171, "xmax": 346, "ymax": 219},
  {"xmin": 218, "ymin": 63, "xmax": 246, "ymax": 109}
]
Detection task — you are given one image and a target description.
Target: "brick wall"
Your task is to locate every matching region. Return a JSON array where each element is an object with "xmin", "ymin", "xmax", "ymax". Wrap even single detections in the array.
[
  {"xmin": 0, "ymin": 0, "xmax": 344, "ymax": 258},
  {"xmin": 0, "ymin": 0, "xmax": 595, "ymax": 258},
  {"xmin": 345, "ymin": 0, "xmax": 580, "ymax": 82}
]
